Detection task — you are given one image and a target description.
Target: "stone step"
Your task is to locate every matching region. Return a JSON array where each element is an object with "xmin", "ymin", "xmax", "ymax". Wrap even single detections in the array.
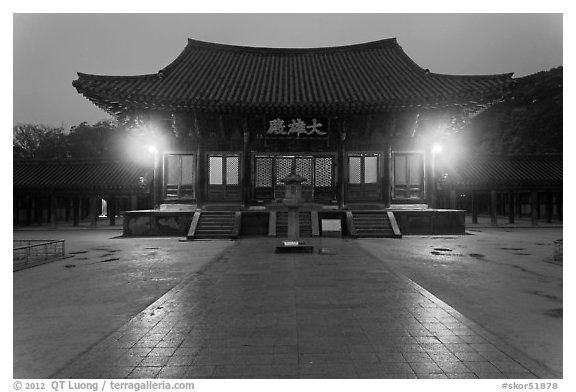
[
  {"xmin": 198, "ymin": 220, "xmax": 235, "ymax": 225},
  {"xmin": 188, "ymin": 211, "xmax": 239, "ymax": 240},
  {"xmin": 351, "ymin": 211, "xmax": 397, "ymax": 238}
]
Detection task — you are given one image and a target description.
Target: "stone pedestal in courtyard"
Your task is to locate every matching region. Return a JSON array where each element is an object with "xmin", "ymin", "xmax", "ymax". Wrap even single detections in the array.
[{"xmin": 276, "ymin": 173, "xmax": 314, "ymax": 253}]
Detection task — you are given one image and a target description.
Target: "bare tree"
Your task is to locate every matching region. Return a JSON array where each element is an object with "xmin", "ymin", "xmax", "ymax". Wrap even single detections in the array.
[{"xmin": 13, "ymin": 124, "xmax": 68, "ymax": 159}]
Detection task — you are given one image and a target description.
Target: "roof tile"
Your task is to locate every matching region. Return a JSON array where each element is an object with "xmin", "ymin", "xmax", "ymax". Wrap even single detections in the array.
[
  {"xmin": 73, "ymin": 38, "xmax": 513, "ymax": 115},
  {"xmin": 13, "ymin": 160, "xmax": 150, "ymax": 193},
  {"xmin": 441, "ymin": 155, "xmax": 562, "ymax": 189}
]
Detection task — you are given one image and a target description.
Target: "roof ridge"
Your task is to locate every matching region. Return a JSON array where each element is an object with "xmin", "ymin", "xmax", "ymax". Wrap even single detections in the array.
[
  {"xmin": 428, "ymin": 71, "xmax": 515, "ymax": 80},
  {"xmin": 75, "ymin": 71, "xmax": 159, "ymax": 81},
  {"xmin": 184, "ymin": 37, "xmax": 399, "ymax": 54}
]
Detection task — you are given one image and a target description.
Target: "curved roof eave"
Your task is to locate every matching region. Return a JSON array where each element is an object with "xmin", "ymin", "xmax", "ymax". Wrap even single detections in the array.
[{"xmin": 73, "ymin": 38, "xmax": 514, "ymax": 116}]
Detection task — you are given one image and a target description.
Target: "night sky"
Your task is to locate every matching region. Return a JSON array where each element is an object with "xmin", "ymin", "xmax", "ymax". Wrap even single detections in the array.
[{"xmin": 13, "ymin": 13, "xmax": 562, "ymax": 129}]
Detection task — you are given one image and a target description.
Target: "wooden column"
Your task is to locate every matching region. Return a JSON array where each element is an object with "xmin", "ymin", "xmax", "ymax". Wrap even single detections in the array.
[
  {"xmin": 35, "ymin": 197, "xmax": 43, "ymax": 225},
  {"xmin": 65, "ymin": 198, "xmax": 71, "ymax": 222},
  {"xmin": 196, "ymin": 148, "xmax": 205, "ymax": 207},
  {"xmin": 50, "ymin": 194, "xmax": 58, "ymax": 228},
  {"xmin": 73, "ymin": 197, "xmax": 80, "ymax": 227},
  {"xmin": 130, "ymin": 195, "xmax": 138, "ymax": 211},
  {"xmin": 490, "ymin": 189, "xmax": 498, "ymax": 226},
  {"xmin": 25, "ymin": 195, "xmax": 32, "ymax": 226},
  {"xmin": 508, "ymin": 191, "xmax": 515, "ymax": 224},
  {"xmin": 545, "ymin": 191, "xmax": 553, "ymax": 223},
  {"xmin": 90, "ymin": 195, "xmax": 98, "ymax": 227},
  {"xmin": 194, "ymin": 114, "xmax": 205, "ymax": 208},
  {"xmin": 471, "ymin": 191, "xmax": 478, "ymax": 224},
  {"xmin": 108, "ymin": 196, "xmax": 116, "ymax": 226},
  {"xmin": 242, "ymin": 118, "xmax": 251, "ymax": 207},
  {"xmin": 449, "ymin": 189, "xmax": 457, "ymax": 209},
  {"xmin": 337, "ymin": 119, "xmax": 347, "ymax": 208},
  {"xmin": 13, "ymin": 196, "xmax": 19, "ymax": 226},
  {"xmin": 82, "ymin": 197, "xmax": 89, "ymax": 219},
  {"xmin": 530, "ymin": 190, "xmax": 538, "ymax": 226},
  {"xmin": 384, "ymin": 145, "xmax": 392, "ymax": 207}
]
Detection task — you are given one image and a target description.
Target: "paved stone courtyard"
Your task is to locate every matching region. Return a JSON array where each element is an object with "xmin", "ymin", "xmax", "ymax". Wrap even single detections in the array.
[{"xmin": 52, "ymin": 237, "xmax": 557, "ymax": 379}]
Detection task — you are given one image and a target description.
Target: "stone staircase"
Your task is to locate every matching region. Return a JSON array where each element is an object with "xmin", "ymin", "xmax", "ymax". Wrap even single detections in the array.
[
  {"xmin": 187, "ymin": 211, "xmax": 241, "ymax": 240},
  {"xmin": 347, "ymin": 210, "xmax": 401, "ymax": 238},
  {"xmin": 275, "ymin": 211, "xmax": 313, "ymax": 237}
]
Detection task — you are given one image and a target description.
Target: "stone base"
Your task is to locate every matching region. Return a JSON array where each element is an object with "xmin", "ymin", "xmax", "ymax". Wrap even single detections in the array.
[{"xmin": 275, "ymin": 241, "xmax": 314, "ymax": 253}]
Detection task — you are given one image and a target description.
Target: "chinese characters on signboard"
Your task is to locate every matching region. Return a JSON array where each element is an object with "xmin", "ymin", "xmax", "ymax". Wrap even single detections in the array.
[{"xmin": 266, "ymin": 118, "xmax": 327, "ymax": 137}]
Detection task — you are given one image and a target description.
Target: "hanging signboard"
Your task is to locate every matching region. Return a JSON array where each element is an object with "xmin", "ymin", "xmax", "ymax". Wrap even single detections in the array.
[{"xmin": 265, "ymin": 117, "xmax": 328, "ymax": 138}]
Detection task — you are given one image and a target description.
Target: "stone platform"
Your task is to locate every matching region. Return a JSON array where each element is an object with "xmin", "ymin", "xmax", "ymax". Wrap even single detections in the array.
[{"xmin": 122, "ymin": 205, "xmax": 465, "ymax": 237}]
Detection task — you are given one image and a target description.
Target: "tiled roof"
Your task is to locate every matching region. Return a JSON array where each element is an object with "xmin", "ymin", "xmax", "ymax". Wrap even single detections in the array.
[
  {"xmin": 441, "ymin": 155, "xmax": 563, "ymax": 190},
  {"xmin": 13, "ymin": 160, "xmax": 150, "ymax": 194},
  {"xmin": 73, "ymin": 38, "xmax": 513, "ymax": 116}
]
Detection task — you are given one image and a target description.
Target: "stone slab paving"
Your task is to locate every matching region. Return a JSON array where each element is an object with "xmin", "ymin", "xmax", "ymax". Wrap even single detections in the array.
[{"xmin": 53, "ymin": 237, "xmax": 557, "ymax": 379}]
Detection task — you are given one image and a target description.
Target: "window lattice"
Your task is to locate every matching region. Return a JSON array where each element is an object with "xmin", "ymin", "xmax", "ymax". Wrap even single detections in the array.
[
  {"xmin": 315, "ymin": 157, "xmax": 333, "ymax": 187},
  {"xmin": 364, "ymin": 156, "xmax": 378, "ymax": 184},
  {"xmin": 295, "ymin": 158, "xmax": 312, "ymax": 184},
  {"xmin": 209, "ymin": 156, "xmax": 223, "ymax": 185},
  {"xmin": 394, "ymin": 155, "xmax": 407, "ymax": 186},
  {"xmin": 256, "ymin": 157, "xmax": 273, "ymax": 187},
  {"xmin": 349, "ymin": 157, "xmax": 362, "ymax": 184},
  {"xmin": 226, "ymin": 156, "xmax": 239, "ymax": 185},
  {"xmin": 181, "ymin": 155, "xmax": 194, "ymax": 185},
  {"xmin": 166, "ymin": 155, "xmax": 180, "ymax": 184},
  {"xmin": 276, "ymin": 158, "xmax": 292, "ymax": 184},
  {"xmin": 408, "ymin": 154, "xmax": 422, "ymax": 186}
]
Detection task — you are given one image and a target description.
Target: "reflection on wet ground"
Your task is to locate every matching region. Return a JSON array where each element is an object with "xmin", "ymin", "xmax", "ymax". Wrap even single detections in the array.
[{"xmin": 54, "ymin": 238, "xmax": 557, "ymax": 379}]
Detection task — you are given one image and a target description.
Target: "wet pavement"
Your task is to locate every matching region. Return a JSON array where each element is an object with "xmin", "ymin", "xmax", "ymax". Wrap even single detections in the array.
[
  {"xmin": 13, "ymin": 229, "xmax": 233, "ymax": 379},
  {"xmin": 357, "ymin": 227, "xmax": 563, "ymax": 375},
  {"xmin": 51, "ymin": 237, "xmax": 558, "ymax": 379}
]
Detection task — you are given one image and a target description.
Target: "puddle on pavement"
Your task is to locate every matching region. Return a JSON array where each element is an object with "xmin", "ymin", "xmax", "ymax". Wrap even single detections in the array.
[
  {"xmin": 101, "ymin": 258, "xmax": 120, "ymax": 263},
  {"xmin": 64, "ymin": 264, "xmax": 76, "ymax": 268},
  {"xmin": 469, "ymin": 253, "xmax": 486, "ymax": 259},
  {"xmin": 514, "ymin": 252, "xmax": 532, "ymax": 256},
  {"xmin": 500, "ymin": 247, "xmax": 525, "ymax": 251},
  {"xmin": 430, "ymin": 247, "xmax": 455, "ymax": 256},
  {"xmin": 544, "ymin": 308, "xmax": 562, "ymax": 318},
  {"xmin": 145, "ymin": 247, "xmax": 160, "ymax": 250},
  {"xmin": 529, "ymin": 290, "xmax": 561, "ymax": 301},
  {"xmin": 319, "ymin": 248, "xmax": 336, "ymax": 255},
  {"xmin": 68, "ymin": 251, "xmax": 88, "ymax": 254}
]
